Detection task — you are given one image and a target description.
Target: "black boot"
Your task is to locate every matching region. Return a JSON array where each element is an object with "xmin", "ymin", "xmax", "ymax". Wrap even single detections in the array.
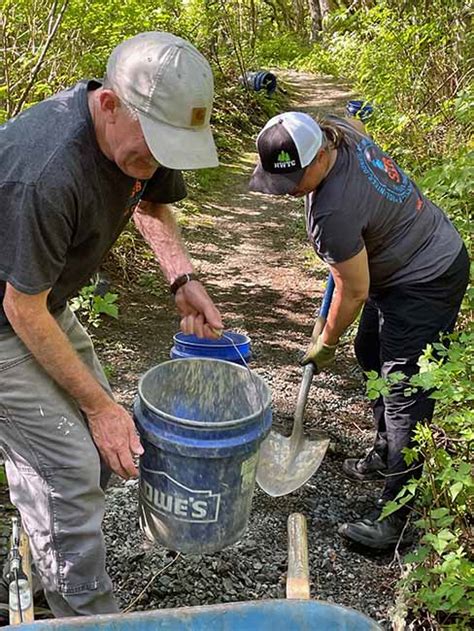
[
  {"xmin": 338, "ymin": 512, "xmax": 407, "ymax": 550},
  {"xmin": 343, "ymin": 448, "xmax": 387, "ymax": 481}
]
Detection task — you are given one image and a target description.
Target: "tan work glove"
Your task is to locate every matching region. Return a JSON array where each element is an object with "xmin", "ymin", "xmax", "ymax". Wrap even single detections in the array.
[{"xmin": 301, "ymin": 335, "xmax": 337, "ymax": 368}]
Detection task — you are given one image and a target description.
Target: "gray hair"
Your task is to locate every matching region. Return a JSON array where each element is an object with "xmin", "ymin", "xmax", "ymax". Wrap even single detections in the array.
[{"xmin": 102, "ymin": 76, "xmax": 139, "ymax": 121}]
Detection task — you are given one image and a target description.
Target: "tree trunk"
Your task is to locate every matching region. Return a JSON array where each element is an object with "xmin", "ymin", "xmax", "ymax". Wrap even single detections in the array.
[
  {"xmin": 319, "ymin": 0, "xmax": 331, "ymax": 21},
  {"xmin": 308, "ymin": 0, "xmax": 322, "ymax": 43}
]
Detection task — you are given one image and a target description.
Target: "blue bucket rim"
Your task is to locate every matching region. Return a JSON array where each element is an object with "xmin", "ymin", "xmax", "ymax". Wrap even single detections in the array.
[
  {"xmin": 137, "ymin": 358, "xmax": 271, "ymax": 429},
  {"xmin": 172, "ymin": 330, "xmax": 251, "ymax": 349}
]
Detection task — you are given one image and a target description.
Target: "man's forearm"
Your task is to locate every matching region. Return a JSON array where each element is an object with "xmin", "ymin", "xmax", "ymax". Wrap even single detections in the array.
[
  {"xmin": 134, "ymin": 202, "xmax": 193, "ymax": 283},
  {"xmin": 322, "ymin": 289, "xmax": 365, "ymax": 346},
  {"xmin": 8, "ymin": 310, "xmax": 112, "ymax": 414}
]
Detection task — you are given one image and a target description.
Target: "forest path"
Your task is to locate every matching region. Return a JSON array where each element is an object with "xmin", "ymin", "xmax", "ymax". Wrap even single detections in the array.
[{"xmin": 99, "ymin": 70, "xmax": 399, "ymax": 628}]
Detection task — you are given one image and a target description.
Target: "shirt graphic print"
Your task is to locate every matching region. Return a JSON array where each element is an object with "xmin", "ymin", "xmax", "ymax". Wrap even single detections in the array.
[{"xmin": 356, "ymin": 138, "xmax": 413, "ymax": 204}]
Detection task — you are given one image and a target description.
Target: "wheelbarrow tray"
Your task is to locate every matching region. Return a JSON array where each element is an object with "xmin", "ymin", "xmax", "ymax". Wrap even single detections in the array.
[{"xmin": 16, "ymin": 599, "xmax": 380, "ymax": 630}]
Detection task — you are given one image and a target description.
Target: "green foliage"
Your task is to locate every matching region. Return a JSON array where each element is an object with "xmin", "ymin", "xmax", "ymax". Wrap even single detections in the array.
[
  {"xmin": 255, "ymin": 32, "xmax": 309, "ymax": 67},
  {"xmin": 365, "ymin": 370, "xmax": 405, "ymax": 400},
  {"xmin": 295, "ymin": 1, "xmax": 473, "ymax": 174},
  {"xmin": 102, "ymin": 363, "xmax": 116, "ymax": 381},
  {"xmin": 0, "ymin": 0, "xmax": 291, "ymax": 175},
  {"xmin": 367, "ymin": 326, "xmax": 474, "ymax": 626},
  {"xmin": 70, "ymin": 283, "xmax": 119, "ymax": 328},
  {"xmin": 420, "ymin": 149, "xmax": 474, "ymax": 250}
]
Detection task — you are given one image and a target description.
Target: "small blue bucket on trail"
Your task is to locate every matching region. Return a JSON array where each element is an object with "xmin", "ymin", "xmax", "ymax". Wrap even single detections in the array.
[
  {"xmin": 240, "ymin": 70, "xmax": 277, "ymax": 96},
  {"xmin": 170, "ymin": 331, "xmax": 252, "ymax": 365},
  {"xmin": 134, "ymin": 358, "xmax": 272, "ymax": 554}
]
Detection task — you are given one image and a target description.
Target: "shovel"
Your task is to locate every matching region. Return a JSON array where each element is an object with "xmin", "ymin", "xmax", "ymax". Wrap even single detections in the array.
[{"xmin": 256, "ymin": 274, "xmax": 335, "ymax": 497}]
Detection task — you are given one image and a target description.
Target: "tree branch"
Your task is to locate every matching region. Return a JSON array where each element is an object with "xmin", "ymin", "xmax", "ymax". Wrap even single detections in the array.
[{"xmin": 13, "ymin": 0, "xmax": 69, "ymax": 116}]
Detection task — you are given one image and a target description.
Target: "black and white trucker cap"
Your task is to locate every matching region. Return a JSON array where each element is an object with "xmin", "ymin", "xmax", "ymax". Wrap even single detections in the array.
[{"xmin": 249, "ymin": 112, "xmax": 324, "ymax": 195}]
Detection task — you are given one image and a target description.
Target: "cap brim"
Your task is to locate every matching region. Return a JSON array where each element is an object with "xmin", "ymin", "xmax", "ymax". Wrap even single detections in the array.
[
  {"xmin": 249, "ymin": 162, "xmax": 305, "ymax": 195},
  {"xmin": 138, "ymin": 112, "xmax": 219, "ymax": 170}
]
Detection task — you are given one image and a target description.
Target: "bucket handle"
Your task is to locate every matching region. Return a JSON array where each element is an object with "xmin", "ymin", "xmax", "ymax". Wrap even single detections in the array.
[{"xmin": 218, "ymin": 332, "xmax": 266, "ymax": 419}]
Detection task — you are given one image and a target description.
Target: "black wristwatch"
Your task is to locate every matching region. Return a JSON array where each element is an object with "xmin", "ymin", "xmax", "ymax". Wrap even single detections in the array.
[{"xmin": 170, "ymin": 273, "xmax": 198, "ymax": 295}]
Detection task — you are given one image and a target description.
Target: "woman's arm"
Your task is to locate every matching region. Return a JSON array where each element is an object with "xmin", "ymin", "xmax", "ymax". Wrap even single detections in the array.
[
  {"xmin": 302, "ymin": 247, "xmax": 369, "ymax": 367},
  {"xmin": 323, "ymin": 246, "xmax": 370, "ymax": 345}
]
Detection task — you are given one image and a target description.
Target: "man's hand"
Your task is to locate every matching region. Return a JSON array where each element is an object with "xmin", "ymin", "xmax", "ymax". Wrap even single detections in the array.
[
  {"xmin": 86, "ymin": 402, "xmax": 144, "ymax": 479},
  {"xmin": 175, "ymin": 280, "xmax": 223, "ymax": 338},
  {"xmin": 301, "ymin": 335, "xmax": 337, "ymax": 369}
]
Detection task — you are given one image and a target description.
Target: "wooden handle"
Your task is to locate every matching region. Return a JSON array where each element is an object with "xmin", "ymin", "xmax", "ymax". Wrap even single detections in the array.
[
  {"xmin": 286, "ymin": 513, "xmax": 310, "ymax": 599},
  {"xmin": 9, "ymin": 527, "xmax": 34, "ymax": 624}
]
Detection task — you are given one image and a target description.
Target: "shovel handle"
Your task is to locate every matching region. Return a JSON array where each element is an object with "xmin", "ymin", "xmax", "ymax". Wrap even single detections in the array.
[
  {"xmin": 320, "ymin": 273, "xmax": 335, "ymax": 320},
  {"xmin": 309, "ymin": 273, "xmax": 335, "ymax": 351},
  {"xmin": 286, "ymin": 513, "xmax": 310, "ymax": 599}
]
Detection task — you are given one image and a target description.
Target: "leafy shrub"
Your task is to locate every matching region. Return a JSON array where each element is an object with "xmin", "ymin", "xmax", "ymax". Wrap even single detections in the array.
[
  {"xmin": 70, "ymin": 283, "xmax": 119, "ymax": 328},
  {"xmin": 366, "ymin": 321, "xmax": 474, "ymax": 627},
  {"xmin": 293, "ymin": 2, "xmax": 472, "ymax": 172},
  {"xmin": 255, "ymin": 32, "xmax": 309, "ymax": 67},
  {"xmin": 419, "ymin": 149, "xmax": 474, "ymax": 251}
]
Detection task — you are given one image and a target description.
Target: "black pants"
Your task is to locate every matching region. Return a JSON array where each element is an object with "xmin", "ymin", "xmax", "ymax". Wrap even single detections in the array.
[{"xmin": 354, "ymin": 245, "xmax": 469, "ymax": 507}]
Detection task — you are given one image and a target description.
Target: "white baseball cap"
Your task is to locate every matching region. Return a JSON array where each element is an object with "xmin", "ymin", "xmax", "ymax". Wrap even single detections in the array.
[
  {"xmin": 106, "ymin": 32, "xmax": 218, "ymax": 170},
  {"xmin": 249, "ymin": 112, "xmax": 323, "ymax": 194}
]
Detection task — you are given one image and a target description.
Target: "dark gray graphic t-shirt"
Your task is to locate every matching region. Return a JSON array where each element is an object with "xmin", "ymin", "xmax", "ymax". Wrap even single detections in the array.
[
  {"xmin": 306, "ymin": 119, "xmax": 462, "ymax": 290},
  {"xmin": 0, "ymin": 81, "xmax": 187, "ymax": 328}
]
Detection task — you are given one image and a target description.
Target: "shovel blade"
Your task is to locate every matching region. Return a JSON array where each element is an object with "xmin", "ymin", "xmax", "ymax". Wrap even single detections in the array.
[{"xmin": 256, "ymin": 430, "xmax": 330, "ymax": 497}]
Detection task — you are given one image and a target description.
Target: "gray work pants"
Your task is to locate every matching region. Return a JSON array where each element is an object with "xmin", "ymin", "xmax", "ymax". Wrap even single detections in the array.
[{"xmin": 0, "ymin": 306, "xmax": 119, "ymax": 617}]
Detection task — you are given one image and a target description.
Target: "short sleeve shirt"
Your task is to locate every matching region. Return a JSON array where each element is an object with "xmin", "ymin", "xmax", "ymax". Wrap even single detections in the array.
[
  {"xmin": 0, "ymin": 81, "xmax": 187, "ymax": 328},
  {"xmin": 305, "ymin": 118, "xmax": 462, "ymax": 290}
]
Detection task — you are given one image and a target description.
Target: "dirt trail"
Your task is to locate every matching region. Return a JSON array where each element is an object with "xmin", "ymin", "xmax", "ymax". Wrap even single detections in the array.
[{"xmin": 99, "ymin": 71, "xmax": 399, "ymax": 627}]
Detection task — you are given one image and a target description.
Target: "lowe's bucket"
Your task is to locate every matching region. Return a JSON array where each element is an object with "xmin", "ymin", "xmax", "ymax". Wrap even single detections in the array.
[
  {"xmin": 170, "ymin": 331, "xmax": 251, "ymax": 365},
  {"xmin": 134, "ymin": 358, "xmax": 272, "ymax": 554}
]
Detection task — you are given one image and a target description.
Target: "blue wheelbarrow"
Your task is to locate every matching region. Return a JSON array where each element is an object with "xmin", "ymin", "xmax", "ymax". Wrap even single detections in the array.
[{"xmin": 15, "ymin": 514, "xmax": 381, "ymax": 630}]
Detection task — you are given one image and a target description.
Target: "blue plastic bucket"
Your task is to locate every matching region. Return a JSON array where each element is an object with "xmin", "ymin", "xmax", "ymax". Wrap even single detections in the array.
[
  {"xmin": 170, "ymin": 331, "xmax": 252, "ymax": 365},
  {"xmin": 134, "ymin": 358, "xmax": 272, "ymax": 553},
  {"xmin": 241, "ymin": 70, "xmax": 278, "ymax": 96}
]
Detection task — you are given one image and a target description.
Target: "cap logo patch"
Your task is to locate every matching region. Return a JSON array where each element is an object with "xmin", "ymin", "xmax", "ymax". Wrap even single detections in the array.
[
  {"xmin": 191, "ymin": 107, "xmax": 207, "ymax": 127},
  {"xmin": 274, "ymin": 150, "xmax": 296, "ymax": 169}
]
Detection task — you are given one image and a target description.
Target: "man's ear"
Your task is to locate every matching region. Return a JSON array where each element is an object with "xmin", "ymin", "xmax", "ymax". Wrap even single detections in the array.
[{"xmin": 98, "ymin": 89, "xmax": 121, "ymax": 122}]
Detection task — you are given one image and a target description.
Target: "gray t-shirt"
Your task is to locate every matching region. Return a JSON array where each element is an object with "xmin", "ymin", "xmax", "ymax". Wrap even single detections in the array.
[
  {"xmin": 0, "ymin": 80, "xmax": 187, "ymax": 328},
  {"xmin": 306, "ymin": 118, "xmax": 462, "ymax": 290}
]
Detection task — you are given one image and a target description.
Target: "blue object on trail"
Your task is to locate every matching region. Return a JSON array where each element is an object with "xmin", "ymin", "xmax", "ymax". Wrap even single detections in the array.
[
  {"xmin": 346, "ymin": 99, "xmax": 374, "ymax": 122},
  {"xmin": 134, "ymin": 358, "xmax": 272, "ymax": 553},
  {"xmin": 241, "ymin": 70, "xmax": 277, "ymax": 96},
  {"xmin": 15, "ymin": 599, "xmax": 382, "ymax": 630},
  {"xmin": 170, "ymin": 331, "xmax": 252, "ymax": 365}
]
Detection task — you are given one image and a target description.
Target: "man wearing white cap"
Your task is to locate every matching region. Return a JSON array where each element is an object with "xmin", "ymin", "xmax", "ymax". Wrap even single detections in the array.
[
  {"xmin": 0, "ymin": 32, "xmax": 222, "ymax": 617},
  {"xmin": 250, "ymin": 111, "xmax": 469, "ymax": 550}
]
